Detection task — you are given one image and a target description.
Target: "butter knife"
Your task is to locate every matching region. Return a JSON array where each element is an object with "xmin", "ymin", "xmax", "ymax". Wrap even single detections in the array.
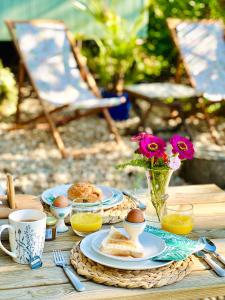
[{"xmin": 122, "ymin": 190, "xmax": 146, "ymax": 210}]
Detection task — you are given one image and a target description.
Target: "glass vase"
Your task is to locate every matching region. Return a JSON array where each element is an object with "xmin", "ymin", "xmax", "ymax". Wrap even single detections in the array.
[{"xmin": 146, "ymin": 169, "xmax": 173, "ymax": 221}]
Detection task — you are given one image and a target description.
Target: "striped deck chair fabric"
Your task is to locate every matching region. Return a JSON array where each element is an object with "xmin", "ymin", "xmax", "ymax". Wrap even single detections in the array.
[
  {"xmin": 176, "ymin": 21, "xmax": 225, "ymax": 102},
  {"xmin": 15, "ymin": 22, "xmax": 123, "ymax": 109}
]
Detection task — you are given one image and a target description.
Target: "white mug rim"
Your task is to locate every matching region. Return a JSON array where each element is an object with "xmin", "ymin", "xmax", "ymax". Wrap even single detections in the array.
[{"xmin": 8, "ymin": 209, "xmax": 46, "ymax": 224}]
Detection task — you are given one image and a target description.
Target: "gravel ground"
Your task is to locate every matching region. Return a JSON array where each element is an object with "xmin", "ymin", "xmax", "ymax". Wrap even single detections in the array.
[{"xmin": 0, "ymin": 97, "xmax": 223, "ymax": 196}]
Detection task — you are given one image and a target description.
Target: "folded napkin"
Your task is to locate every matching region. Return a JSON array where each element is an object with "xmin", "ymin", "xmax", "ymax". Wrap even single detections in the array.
[{"xmin": 145, "ymin": 225, "xmax": 204, "ymax": 261}]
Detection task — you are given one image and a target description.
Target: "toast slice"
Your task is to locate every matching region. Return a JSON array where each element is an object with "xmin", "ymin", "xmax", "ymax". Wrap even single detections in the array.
[{"xmin": 100, "ymin": 226, "xmax": 144, "ymax": 258}]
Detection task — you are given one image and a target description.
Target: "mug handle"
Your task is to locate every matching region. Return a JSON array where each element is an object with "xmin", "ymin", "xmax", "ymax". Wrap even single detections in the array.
[{"xmin": 0, "ymin": 225, "xmax": 17, "ymax": 258}]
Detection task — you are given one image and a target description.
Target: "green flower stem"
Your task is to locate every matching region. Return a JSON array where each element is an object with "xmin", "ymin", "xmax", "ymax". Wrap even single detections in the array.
[
  {"xmin": 147, "ymin": 169, "xmax": 173, "ymax": 222},
  {"xmin": 150, "ymin": 158, "xmax": 160, "ymax": 220}
]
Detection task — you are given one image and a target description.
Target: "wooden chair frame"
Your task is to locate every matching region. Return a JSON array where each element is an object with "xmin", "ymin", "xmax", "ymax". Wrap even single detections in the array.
[
  {"xmin": 124, "ymin": 87, "xmax": 188, "ymax": 132},
  {"xmin": 5, "ymin": 19, "xmax": 122, "ymax": 158},
  {"xmin": 167, "ymin": 18, "xmax": 224, "ymax": 143}
]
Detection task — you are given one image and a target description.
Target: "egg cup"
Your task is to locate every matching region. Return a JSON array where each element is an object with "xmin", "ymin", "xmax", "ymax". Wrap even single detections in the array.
[
  {"xmin": 123, "ymin": 219, "xmax": 146, "ymax": 248},
  {"xmin": 50, "ymin": 203, "xmax": 72, "ymax": 233}
]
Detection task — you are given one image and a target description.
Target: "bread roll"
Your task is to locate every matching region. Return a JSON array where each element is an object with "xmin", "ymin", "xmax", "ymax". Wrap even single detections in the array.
[{"xmin": 67, "ymin": 182, "xmax": 103, "ymax": 203}]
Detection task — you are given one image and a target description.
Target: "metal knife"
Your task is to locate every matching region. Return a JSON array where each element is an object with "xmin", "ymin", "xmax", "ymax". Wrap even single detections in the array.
[
  {"xmin": 122, "ymin": 190, "xmax": 146, "ymax": 210},
  {"xmin": 195, "ymin": 251, "xmax": 225, "ymax": 277}
]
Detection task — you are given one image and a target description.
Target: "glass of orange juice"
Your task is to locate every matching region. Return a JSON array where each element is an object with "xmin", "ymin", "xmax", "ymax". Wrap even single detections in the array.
[
  {"xmin": 161, "ymin": 204, "xmax": 194, "ymax": 235},
  {"xmin": 70, "ymin": 205, "xmax": 103, "ymax": 237}
]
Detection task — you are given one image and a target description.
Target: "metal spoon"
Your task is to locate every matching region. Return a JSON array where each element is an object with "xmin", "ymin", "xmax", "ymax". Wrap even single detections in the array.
[
  {"xmin": 200, "ymin": 237, "xmax": 225, "ymax": 265},
  {"xmin": 195, "ymin": 251, "xmax": 225, "ymax": 277}
]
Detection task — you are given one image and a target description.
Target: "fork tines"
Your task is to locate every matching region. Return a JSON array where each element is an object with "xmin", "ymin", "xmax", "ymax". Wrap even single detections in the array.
[{"xmin": 53, "ymin": 249, "xmax": 65, "ymax": 265}]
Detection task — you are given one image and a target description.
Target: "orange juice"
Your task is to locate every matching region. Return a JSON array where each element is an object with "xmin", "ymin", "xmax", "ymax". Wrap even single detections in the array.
[
  {"xmin": 161, "ymin": 214, "xmax": 193, "ymax": 235},
  {"xmin": 71, "ymin": 212, "xmax": 103, "ymax": 235}
]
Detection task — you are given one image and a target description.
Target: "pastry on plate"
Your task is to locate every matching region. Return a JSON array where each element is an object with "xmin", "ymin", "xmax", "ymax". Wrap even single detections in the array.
[
  {"xmin": 100, "ymin": 226, "xmax": 144, "ymax": 258},
  {"xmin": 67, "ymin": 182, "xmax": 103, "ymax": 203}
]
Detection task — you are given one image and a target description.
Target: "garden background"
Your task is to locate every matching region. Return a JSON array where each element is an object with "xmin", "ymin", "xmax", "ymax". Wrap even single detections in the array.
[{"xmin": 0, "ymin": 0, "xmax": 224, "ymax": 195}]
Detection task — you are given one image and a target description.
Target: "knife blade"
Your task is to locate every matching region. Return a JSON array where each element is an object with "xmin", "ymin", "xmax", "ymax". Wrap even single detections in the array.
[{"xmin": 122, "ymin": 190, "xmax": 146, "ymax": 210}]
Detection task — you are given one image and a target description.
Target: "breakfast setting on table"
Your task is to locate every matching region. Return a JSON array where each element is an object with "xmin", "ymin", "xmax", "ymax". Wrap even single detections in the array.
[{"xmin": 1, "ymin": 132, "xmax": 225, "ymax": 295}]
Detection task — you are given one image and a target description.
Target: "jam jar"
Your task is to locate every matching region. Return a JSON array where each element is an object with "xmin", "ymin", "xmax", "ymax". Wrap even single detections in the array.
[{"xmin": 45, "ymin": 216, "xmax": 57, "ymax": 241}]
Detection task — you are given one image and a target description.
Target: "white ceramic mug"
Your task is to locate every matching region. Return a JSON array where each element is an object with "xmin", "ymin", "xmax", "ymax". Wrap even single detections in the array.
[{"xmin": 0, "ymin": 209, "xmax": 46, "ymax": 264}]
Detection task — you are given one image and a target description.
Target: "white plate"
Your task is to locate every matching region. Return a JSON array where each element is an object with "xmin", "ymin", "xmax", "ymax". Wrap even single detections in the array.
[
  {"xmin": 41, "ymin": 184, "xmax": 119, "ymax": 207},
  {"xmin": 91, "ymin": 229, "xmax": 166, "ymax": 262},
  {"xmin": 80, "ymin": 230, "xmax": 173, "ymax": 270},
  {"xmin": 41, "ymin": 184, "xmax": 125, "ymax": 210}
]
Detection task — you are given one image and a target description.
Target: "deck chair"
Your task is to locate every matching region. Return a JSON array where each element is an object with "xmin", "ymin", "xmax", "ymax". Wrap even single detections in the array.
[
  {"xmin": 168, "ymin": 18, "xmax": 225, "ymax": 141},
  {"xmin": 125, "ymin": 19, "xmax": 225, "ymax": 142},
  {"xmin": 5, "ymin": 20, "xmax": 125, "ymax": 158}
]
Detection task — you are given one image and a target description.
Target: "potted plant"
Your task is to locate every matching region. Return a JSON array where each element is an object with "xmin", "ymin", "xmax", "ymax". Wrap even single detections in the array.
[{"xmin": 72, "ymin": 0, "xmax": 159, "ymax": 120}]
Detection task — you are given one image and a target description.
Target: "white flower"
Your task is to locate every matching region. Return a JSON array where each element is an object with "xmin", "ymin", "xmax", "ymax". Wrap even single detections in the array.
[{"xmin": 168, "ymin": 154, "xmax": 181, "ymax": 171}]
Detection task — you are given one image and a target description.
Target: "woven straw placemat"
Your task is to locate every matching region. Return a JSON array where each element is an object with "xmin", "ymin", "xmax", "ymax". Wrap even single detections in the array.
[
  {"xmin": 71, "ymin": 243, "xmax": 194, "ymax": 289},
  {"xmin": 102, "ymin": 196, "xmax": 136, "ymax": 224}
]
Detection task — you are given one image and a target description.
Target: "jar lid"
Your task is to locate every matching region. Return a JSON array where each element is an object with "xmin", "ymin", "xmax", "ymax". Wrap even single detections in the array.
[{"xmin": 46, "ymin": 216, "xmax": 57, "ymax": 226}]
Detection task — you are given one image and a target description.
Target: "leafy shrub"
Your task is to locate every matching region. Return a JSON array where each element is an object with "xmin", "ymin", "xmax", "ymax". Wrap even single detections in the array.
[{"xmin": 0, "ymin": 61, "xmax": 18, "ymax": 116}]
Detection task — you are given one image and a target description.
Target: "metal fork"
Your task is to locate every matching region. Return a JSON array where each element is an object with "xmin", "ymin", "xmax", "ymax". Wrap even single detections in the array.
[{"xmin": 53, "ymin": 250, "xmax": 85, "ymax": 292}]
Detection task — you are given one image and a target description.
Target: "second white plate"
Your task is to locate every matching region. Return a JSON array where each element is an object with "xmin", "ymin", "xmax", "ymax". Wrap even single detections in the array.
[
  {"xmin": 80, "ymin": 230, "xmax": 172, "ymax": 270},
  {"xmin": 41, "ymin": 184, "xmax": 122, "ymax": 208}
]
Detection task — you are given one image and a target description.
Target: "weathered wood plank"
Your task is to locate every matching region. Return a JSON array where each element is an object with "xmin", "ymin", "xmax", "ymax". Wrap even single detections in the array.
[
  {"xmin": 168, "ymin": 192, "xmax": 225, "ymax": 205},
  {"xmin": 0, "ymin": 282, "xmax": 112, "ymax": 300},
  {"xmin": 168, "ymin": 184, "xmax": 224, "ymax": 205},
  {"xmin": 194, "ymin": 215, "xmax": 225, "ymax": 230},
  {"xmin": 0, "ymin": 265, "xmax": 77, "ymax": 290},
  {"xmin": 62, "ymin": 269, "xmax": 225, "ymax": 300},
  {"xmin": 168, "ymin": 184, "xmax": 223, "ymax": 194},
  {"xmin": 2, "ymin": 269, "xmax": 225, "ymax": 300}
]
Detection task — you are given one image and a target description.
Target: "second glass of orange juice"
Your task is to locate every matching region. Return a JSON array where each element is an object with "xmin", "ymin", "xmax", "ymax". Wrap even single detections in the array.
[
  {"xmin": 70, "ymin": 206, "xmax": 103, "ymax": 237},
  {"xmin": 161, "ymin": 204, "xmax": 193, "ymax": 235}
]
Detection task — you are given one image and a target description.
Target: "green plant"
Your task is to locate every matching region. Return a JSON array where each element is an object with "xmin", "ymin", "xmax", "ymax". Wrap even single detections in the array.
[
  {"xmin": 0, "ymin": 61, "xmax": 18, "ymax": 116},
  {"xmin": 72, "ymin": 0, "xmax": 160, "ymax": 92}
]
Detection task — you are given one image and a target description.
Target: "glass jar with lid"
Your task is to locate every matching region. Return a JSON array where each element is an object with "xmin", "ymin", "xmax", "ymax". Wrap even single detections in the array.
[{"xmin": 45, "ymin": 216, "xmax": 57, "ymax": 241}]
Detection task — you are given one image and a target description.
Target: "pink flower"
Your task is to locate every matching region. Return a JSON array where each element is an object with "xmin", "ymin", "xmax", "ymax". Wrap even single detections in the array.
[
  {"xmin": 139, "ymin": 136, "xmax": 166, "ymax": 158},
  {"xmin": 131, "ymin": 132, "xmax": 152, "ymax": 142},
  {"xmin": 170, "ymin": 135, "xmax": 195, "ymax": 160}
]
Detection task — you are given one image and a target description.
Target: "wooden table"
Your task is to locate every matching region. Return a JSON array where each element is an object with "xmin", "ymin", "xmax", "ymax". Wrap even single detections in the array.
[{"xmin": 1, "ymin": 184, "xmax": 225, "ymax": 300}]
